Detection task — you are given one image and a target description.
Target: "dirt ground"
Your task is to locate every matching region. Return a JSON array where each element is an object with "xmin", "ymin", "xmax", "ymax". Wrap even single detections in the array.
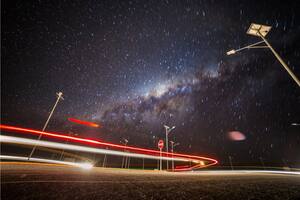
[{"xmin": 1, "ymin": 162, "xmax": 300, "ymax": 200}]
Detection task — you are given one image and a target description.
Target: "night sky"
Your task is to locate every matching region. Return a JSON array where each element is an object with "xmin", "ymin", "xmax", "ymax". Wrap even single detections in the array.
[{"xmin": 2, "ymin": 0, "xmax": 300, "ymax": 167}]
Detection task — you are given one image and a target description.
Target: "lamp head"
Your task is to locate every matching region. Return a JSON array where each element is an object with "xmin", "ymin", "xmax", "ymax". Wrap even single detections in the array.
[
  {"xmin": 246, "ymin": 23, "xmax": 271, "ymax": 37},
  {"xmin": 226, "ymin": 49, "xmax": 236, "ymax": 55},
  {"xmin": 164, "ymin": 125, "xmax": 170, "ymax": 129}
]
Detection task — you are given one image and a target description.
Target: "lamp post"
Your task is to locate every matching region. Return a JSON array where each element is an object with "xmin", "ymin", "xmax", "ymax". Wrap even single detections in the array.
[
  {"xmin": 259, "ymin": 157, "xmax": 266, "ymax": 170},
  {"xmin": 121, "ymin": 138, "xmax": 128, "ymax": 168},
  {"xmin": 28, "ymin": 92, "xmax": 64, "ymax": 160},
  {"xmin": 102, "ymin": 147, "xmax": 108, "ymax": 167},
  {"xmin": 127, "ymin": 157, "xmax": 131, "ymax": 169},
  {"xmin": 227, "ymin": 23, "xmax": 300, "ymax": 87},
  {"xmin": 228, "ymin": 155, "xmax": 233, "ymax": 170},
  {"xmin": 164, "ymin": 125, "xmax": 175, "ymax": 170},
  {"xmin": 59, "ymin": 131, "xmax": 77, "ymax": 160},
  {"xmin": 170, "ymin": 141, "xmax": 180, "ymax": 171},
  {"xmin": 282, "ymin": 158, "xmax": 290, "ymax": 171}
]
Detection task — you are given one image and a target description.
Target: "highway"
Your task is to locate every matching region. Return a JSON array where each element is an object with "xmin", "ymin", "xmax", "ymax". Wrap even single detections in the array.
[{"xmin": 1, "ymin": 162, "xmax": 300, "ymax": 200}]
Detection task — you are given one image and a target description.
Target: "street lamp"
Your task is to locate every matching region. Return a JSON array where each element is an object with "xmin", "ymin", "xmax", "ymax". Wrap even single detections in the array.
[
  {"xmin": 227, "ymin": 23, "xmax": 300, "ymax": 87},
  {"xmin": 170, "ymin": 141, "xmax": 180, "ymax": 171},
  {"xmin": 164, "ymin": 125, "xmax": 175, "ymax": 170},
  {"xmin": 226, "ymin": 40, "xmax": 267, "ymax": 55},
  {"xmin": 28, "ymin": 92, "xmax": 64, "ymax": 160}
]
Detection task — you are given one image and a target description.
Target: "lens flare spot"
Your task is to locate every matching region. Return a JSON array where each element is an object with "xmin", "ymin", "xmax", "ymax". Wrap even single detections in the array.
[{"xmin": 228, "ymin": 131, "xmax": 246, "ymax": 141}]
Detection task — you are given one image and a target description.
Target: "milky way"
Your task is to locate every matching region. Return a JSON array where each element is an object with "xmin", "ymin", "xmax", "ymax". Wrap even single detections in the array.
[{"xmin": 2, "ymin": 0, "xmax": 300, "ymax": 166}]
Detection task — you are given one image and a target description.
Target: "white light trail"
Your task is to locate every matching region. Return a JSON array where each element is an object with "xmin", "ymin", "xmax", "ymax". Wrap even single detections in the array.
[
  {"xmin": 0, "ymin": 155, "xmax": 93, "ymax": 169},
  {"xmin": 191, "ymin": 170, "xmax": 300, "ymax": 176},
  {"xmin": 0, "ymin": 135, "xmax": 188, "ymax": 162}
]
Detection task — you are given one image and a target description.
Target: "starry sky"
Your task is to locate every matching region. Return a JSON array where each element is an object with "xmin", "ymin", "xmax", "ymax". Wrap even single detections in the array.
[{"xmin": 2, "ymin": 0, "xmax": 300, "ymax": 167}]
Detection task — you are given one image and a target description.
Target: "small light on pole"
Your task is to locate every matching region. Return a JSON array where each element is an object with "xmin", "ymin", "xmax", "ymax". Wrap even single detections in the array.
[{"xmin": 226, "ymin": 49, "xmax": 236, "ymax": 55}]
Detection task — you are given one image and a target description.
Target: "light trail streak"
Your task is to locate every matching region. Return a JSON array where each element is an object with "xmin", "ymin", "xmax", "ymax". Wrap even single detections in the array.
[
  {"xmin": 0, "ymin": 155, "xmax": 93, "ymax": 169},
  {"xmin": 0, "ymin": 124, "xmax": 218, "ymax": 170},
  {"xmin": 0, "ymin": 135, "xmax": 189, "ymax": 162},
  {"xmin": 190, "ymin": 170, "xmax": 300, "ymax": 176},
  {"xmin": 68, "ymin": 118, "xmax": 100, "ymax": 128},
  {"xmin": 8, "ymin": 143, "xmax": 94, "ymax": 163}
]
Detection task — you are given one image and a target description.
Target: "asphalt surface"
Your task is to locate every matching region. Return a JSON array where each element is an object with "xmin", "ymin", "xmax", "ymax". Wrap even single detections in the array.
[{"xmin": 1, "ymin": 162, "xmax": 300, "ymax": 200}]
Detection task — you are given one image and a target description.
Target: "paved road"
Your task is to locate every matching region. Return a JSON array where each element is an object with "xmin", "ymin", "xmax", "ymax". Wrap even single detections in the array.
[{"xmin": 1, "ymin": 162, "xmax": 300, "ymax": 200}]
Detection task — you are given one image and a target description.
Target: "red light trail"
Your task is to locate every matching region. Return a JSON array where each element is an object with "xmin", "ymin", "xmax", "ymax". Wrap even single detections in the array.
[
  {"xmin": 0, "ymin": 124, "xmax": 218, "ymax": 171},
  {"xmin": 68, "ymin": 118, "xmax": 100, "ymax": 128}
]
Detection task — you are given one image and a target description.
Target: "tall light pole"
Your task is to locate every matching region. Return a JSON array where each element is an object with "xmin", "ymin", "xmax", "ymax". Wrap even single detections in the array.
[
  {"xmin": 121, "ymin": 138, "xmax": 128, "ymax": 168},
  {"xmin": 127, "ymin": 157, "xmax": 131, "ymax": 169},
  {"xmin": 170, "ymin": 141, "xmax": 179, "ymax": 171},
  {"xmin": 227, "ymin": 23, "xmax": 300, "ymax": 87},
  {"xmin": 228, "ymin": 155, "xmax": 233, "ymax": 170},
  {"xmin": 142, "ymin": 158, "xmax": 144, "ymax": 170},
  {"xmin": 164, "ymin": 125, "xmax": 175, "ymax": 170},
  {"xmin": 59, "ymin": 131, "xmax": 75, "ymax": 160},
  {"xmin": 102, "ymin": 147, "xmax": 108, "ymax": 168},
  {"xmin": 28, "ymin": 92, "xmax": 64, "ymax": 160},
  {"xmin": 160, "ymin": 147, "xmax": 162, "ymax": 171},
  {"xmin": 259, "ymin": 157, "xmax": 266, "ymax": 170},
  {"xmin": 282, "ymin": 158, "xmax": 290, "ymax": 171}
]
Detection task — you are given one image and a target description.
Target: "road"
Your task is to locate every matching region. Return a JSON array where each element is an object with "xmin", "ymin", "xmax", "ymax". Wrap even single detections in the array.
[{"xmin": 1, "ymin": 162, "xmax": 300, "ymax": 200}]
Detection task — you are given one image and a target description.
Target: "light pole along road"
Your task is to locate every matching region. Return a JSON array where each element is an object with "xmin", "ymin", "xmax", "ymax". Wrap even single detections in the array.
[
  {"xmin": 164, "ymin": 125, "xmax": 175, "ymax": 170},
  {"xmin": 121, "ymin": 138, "xmax": 129, "ymax": 168},
  {"xmin": 28, "ymin": 92, "xmax": 64, "ymax": 160},
  {"xmin": 227, "ymin": 23, "xmax": 300, "ymax": 87},
  {"xmin": 170, "ymin": 141, "xmax": 180, "ymax": 171}
]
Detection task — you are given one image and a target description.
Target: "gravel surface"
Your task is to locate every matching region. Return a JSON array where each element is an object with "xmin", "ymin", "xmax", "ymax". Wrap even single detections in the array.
[{"xmin": 1, "ymin": 162, "xmax": 300, "ymax": 200}]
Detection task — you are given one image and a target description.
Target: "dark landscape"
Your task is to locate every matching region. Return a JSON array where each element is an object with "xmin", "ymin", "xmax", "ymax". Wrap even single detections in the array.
[{"xmin": 2, "ymin": 163, "xmax": 300, "ymax": 200}]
